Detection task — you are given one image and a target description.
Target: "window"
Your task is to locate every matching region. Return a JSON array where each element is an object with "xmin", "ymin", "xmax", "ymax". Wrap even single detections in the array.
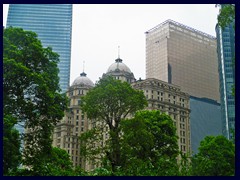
[
  {"xmin": 76, "ymin": 115, "xmax": 79, "ymax": 120},
  {"xmin": 78, "ymin": 100, "xmax": 81, "ymax": 105}
]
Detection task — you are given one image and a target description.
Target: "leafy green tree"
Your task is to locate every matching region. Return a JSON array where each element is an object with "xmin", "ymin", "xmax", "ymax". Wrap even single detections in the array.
[
  {"xmin": 8, "ymin": 147, "xmax": 79, "ymax": 176},
  {"xmin": 80, "ymin": 76, "xmax": 147, "ymax": 171},
  {"xmin": 192, "ymin": 135, "xmax": 235, "ymax": 176},
  {"xmin": 217, "ymin": 4, "xmax": 235, "ymax": 29},
  {"xmin": 120, "ymin": 110, "xmax": 179, "ymax": 176},
  {"xmin": 3, "ymin": 115, "xmax": 21, "ymax": 175},
  {"xmin": 3, "ymin": 27, "xmax": 68, "ymax": 168}
]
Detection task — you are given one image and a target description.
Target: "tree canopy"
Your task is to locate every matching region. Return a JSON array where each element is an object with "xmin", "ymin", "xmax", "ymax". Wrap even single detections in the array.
[
  {"xmin": 80, "ymin": 76, "xmax": 147, "ymax": 171},
  {"xmin": 3, "ymin": 27, "xmax": 68, "ymax": 170},
  {"xmin": 217, "ymin": 4, "xmax": 235, "ymax": 29},
  {"xmin": 119, "ymin": 110, "xmax": 179, "ymax": 175},
  {"xmin": 192, "ymin": 135, "xmax": 235, "ymax": 176},
  {"xmin": 3, "ymin": 115, "xmax": 21, "ymax": 175}
]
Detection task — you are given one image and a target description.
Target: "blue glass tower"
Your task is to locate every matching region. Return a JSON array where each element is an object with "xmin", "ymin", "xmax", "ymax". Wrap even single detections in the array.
[
  {"xmin": 7, "ymin": 4, "xmax": 72, "ymax": 93},
  {"xmin": 215, "ymin": 6, "xmax": 235, "ymax": 140}
]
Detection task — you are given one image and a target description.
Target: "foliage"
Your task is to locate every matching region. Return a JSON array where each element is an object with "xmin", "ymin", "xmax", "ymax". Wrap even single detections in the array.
[
  {"xmin": 119, "ymin": 110, "xmax": 180, "ymax": 175},
  {"xmin": 80, "ymin": 76, "xmax": 147, "ymax": 171},
  {"xmin": 7, "ymin": 147, "xmax": 83, "ymax": 176},
  {"xmin": 3, "ymin": 115, "xmax": 21, "ymax": 175},
  {"xmin": 217, "ymin": 4, "xmax": 235, "ymax": 29},
  {"xmin": 192, "ymin": 135, "xmax": 235, "ymax": 176},
  {"xmin": 3, "ymin": 27, "xmax": 68, "ymax": 169},
  {"xmin": 79, "ymin": 125, "xmax": 108, "ymax": 167}
]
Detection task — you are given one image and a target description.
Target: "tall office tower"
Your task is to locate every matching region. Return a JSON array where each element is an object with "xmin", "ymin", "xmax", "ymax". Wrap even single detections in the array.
[
  {"xmin": 190, "ymin": 96, "xmax": 221, "ymax": 154},
  {"xmin": 7, "ymin": 4, "xmax": 72, "ymax": 92},
  {"xmin": 145, "ymin": 19, "xmax": 219, "ymax": 102},
  {"xmin": 215, "ymin": 7, "xmax": 235, "ymax": 140}
]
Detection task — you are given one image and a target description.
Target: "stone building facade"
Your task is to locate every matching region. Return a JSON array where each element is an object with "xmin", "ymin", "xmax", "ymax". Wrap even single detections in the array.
[{"xmin": 132, "ymin": 78, "xmax": 191, "ymax": 155}]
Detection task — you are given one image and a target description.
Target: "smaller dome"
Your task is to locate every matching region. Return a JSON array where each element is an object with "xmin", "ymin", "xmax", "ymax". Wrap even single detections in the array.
[
  {"xmin": 107, "ymin": 58, "xmax": 132, "ymax": 73},
  {"xmin": 71, "ymin": 72, "xmax": 94, "ymax": 87}
]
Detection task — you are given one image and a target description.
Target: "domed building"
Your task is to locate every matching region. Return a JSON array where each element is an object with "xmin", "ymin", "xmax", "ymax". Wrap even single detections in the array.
[
  {"xmin": 52, "ymin": 71, "xmax": 94, "ymax": 168},
  {"xmin": 102, "ymin": 57, "xmax": 136, "ymax": 83}
]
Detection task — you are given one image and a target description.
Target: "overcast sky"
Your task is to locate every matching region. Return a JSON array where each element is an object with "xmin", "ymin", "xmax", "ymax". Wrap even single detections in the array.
[{"xmin": 3, "ymin": 4, "xmax": 220, "ymax": 85}]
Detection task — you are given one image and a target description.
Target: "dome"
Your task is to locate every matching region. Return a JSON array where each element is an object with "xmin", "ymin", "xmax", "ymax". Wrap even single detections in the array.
[
  {"xmin": 71, "ymin": 72, "xmax": 94, "ymax": 87},
  {"xmin": 107, "ymin": 58, "xmax": 132, "ymax": 73}
]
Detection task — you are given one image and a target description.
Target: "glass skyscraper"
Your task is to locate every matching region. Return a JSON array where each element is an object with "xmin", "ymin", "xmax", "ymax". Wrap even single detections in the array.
[
  {"xmin": 7, "ymin": 4, "xmax": 72, "ymax": 93},
  {"xmin": 215, "ymin": 8, "xmax": 235, "ymax": 140}
]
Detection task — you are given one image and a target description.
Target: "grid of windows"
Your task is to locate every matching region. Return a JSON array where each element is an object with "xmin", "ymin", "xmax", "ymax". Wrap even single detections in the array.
[
  {"xmin": 7, "ymin": 4, "xmax": 72, "ymax": 92},
  {"xmin": 146, "ymin": 20, "xmax": 219, "ymax": 102}
]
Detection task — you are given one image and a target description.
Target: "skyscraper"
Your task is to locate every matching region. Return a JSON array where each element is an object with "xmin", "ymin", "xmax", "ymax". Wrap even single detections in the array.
[
  {"xmin": 7, "ymin": 4, "xmax": 72, "ymax": 92},
  {"xmin": 215, "ymin": 7, "xmax": 235, "ymax": 140},
  {"xmin": 145, "ymin": 19, "xmax": 220, "ymax": 102},
  {"xmin": 190, "ymin": 96, "xmax": 221, "ymax": 154}
]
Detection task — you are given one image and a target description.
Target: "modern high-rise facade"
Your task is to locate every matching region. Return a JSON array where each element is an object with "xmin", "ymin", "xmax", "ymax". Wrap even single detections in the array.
[
  {"xmin": 145, "ymin": 19, "xmax": 220, "ymax": 102},
  {"xmin": 215, "ymin": 7, "xmax": 235, "ymax": 140},
  {"xmin": 7, "ymin": 4, "xmax": 72, "ymax": 92},
  {"xmin": 190, "ymin": 96, "xmax": 221, "ymax": 154}
]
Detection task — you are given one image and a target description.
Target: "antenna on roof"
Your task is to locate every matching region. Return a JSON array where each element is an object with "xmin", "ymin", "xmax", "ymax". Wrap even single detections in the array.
[
  {"xmin": 118, "ymin": 46, "xmax": 120, "ymax": 58},
  {"xmin": 83, "ymin": 60, "xmax": 85, "ymax": 72}
]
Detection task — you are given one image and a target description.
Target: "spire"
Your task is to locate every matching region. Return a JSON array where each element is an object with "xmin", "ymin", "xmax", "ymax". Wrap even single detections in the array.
[
  {"xmin": 80, "ymin": 60, "xmax": 87, "ymax": 77},
  {"xmin": 83, "ymin": 60, "xmax": 85, "ymax": 73},
  {"xmin": 118, "ymin": 46, "xmax": 120, "ymax": 59},
  {"xmin": 115, "ymin": 46, "xmax": 123, "ymax": 63}
]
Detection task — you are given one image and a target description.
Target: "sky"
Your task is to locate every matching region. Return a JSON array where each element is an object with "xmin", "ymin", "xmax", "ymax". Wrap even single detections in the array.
[{"xmin": 3, "ymin": 4, "xmax": 220, "ymax": 85}]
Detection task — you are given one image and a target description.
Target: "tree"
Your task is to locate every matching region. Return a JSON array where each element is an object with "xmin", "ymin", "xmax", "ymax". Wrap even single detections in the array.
[
  {"xmin": 192, "ymin": 135, "xmax": 235, "ymax": 176},
  {"xmin": 3, "ymin": 27, "xmax": 68, "ymax": 168},
  {"xmin": 3, "ymin": 115, "xmax": 21, "ymax": 175},
  {"xmin": 217, "ymin": 4, "xmax": 235, "ymax": 29},
  {"xmin": 8, "ymin": 147, "xmax": 79, "ymax": 176},
  {"xmin": 80, "ymin": 76, "xmax": 147, "ymax": 171},
  {"xmin": 119, "ymin": 110, "xmax": 180, "ymax": 175}
]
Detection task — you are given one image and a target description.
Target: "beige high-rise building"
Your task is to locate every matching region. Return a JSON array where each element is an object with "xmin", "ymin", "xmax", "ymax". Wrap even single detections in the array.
[
  {"xmin": 132, "ymin": 78, "xmax": 191, "ymax": 155},
  {"xmin": 145, "ymin": 19, "xmax": 219, "ymax": 102}
]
